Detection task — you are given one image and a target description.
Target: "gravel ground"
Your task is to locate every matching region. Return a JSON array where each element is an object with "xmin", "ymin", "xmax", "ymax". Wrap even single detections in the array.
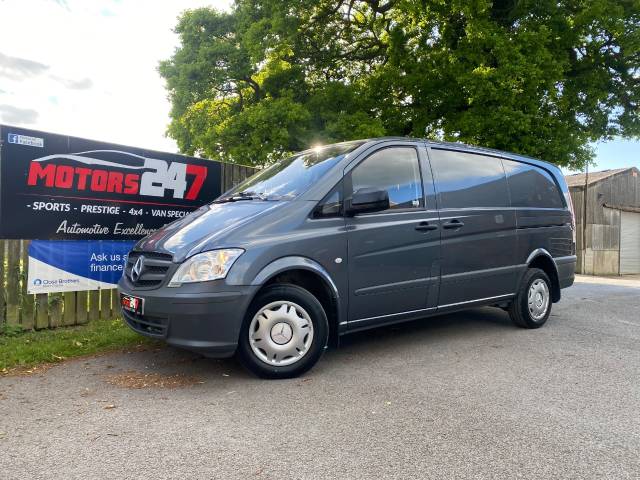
[{"xmin": 1, "ymin": 276, "xmax": 639, "ymax": 479}]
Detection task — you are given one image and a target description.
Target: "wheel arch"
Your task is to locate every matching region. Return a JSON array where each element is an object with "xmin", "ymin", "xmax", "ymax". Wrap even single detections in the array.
[
  {"xmin": 249, "ymin": 257, "xmax": 342, "ymax": 345},
  {"xmin": 525, "ymin": 249, "xmax": 561, "ymax": 302}
]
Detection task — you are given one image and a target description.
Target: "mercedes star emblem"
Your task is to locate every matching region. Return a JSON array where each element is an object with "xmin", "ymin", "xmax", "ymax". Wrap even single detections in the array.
[{"xmin": 131, "ymin": 255, "xmax": 145, "ymax": 282}]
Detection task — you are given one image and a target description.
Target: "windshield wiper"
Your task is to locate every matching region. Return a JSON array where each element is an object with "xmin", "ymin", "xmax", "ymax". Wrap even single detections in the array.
[{"xmin": 214, "ymin": 191, "xmax": 270, "ymax": 203}]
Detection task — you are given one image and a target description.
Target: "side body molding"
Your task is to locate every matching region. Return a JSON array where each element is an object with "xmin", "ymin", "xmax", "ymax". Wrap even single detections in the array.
[{"xmin": 251, "ymin": 256, "xmax": 341, "ymax": 299}]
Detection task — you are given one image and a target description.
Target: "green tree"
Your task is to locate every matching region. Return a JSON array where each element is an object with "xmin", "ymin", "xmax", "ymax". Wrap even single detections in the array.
[{"xmin": 160, "ymin": 0, "xmax": 640, "ymax": 168}]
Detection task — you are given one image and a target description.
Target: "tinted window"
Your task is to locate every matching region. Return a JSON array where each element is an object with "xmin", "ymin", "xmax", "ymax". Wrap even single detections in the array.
[
  {"xmin": 314, "ymin": 183, "xmax": 342, "ymax": 218},
  {"xmin": 430, "ymin": 149, "xmax": 509, "ymax": 208},
  {"xmin": 223, "ymin": 141, "xmax": 364, "ymax": 200},
  {"xmin": 502, "ymin": 159, "xmax": 564, "ymax": 208},
  {"xmin": 351, "ymin": 147, "xmax": 423, "ymax": 210}
]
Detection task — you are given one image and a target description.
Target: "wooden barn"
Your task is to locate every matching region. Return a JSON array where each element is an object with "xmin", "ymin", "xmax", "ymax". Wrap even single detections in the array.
[{"xmin": 566, "ymin": 167, "xmax": 640, "ymax": 275}]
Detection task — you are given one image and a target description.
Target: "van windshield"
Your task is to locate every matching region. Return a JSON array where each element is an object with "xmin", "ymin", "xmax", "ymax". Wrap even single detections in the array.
[{"xmin": 218, "ymin": 141, "xmax": 364, "ymax": 201}]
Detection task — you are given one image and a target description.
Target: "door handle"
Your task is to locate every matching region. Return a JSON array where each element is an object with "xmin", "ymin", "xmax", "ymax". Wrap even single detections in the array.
[
  {"xmin": 415, "ymin": 221, "xmax": 438, "ymax": 231},
  {"xmin": 442, "ymin": 219, "xmax": 464, "ymax": 229}
]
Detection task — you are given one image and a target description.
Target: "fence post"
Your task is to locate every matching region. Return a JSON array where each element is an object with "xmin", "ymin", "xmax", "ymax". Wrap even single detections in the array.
[
  {"xmin": 35, "ymin": 294, "xmax": 49, "ymax": 329},
  {"xmin": 111, "ymin": 290, "xmax": 119, "ymax": 319},
  {"xmin": 0, "ymin": 240, "xmax": 5, "ymax": 328},
  {"xmin": 221, "ymin": 163, "xmax": 227, "ymax": 192},
  {"xmin": 49, "ymin": 295, "xmax": 63, "ymax": 328},
  {"xmin": 6, "ymin": 240, "xmax": 21, "ymax": 325},
  {"xmin": 89, "ymin": 290, "xmax": 99, "ymax": 322},
  {"xmin": 63, "ymin": 292, "xmax": 76, "ymax": 326},
  {"xmin": 100, "ymin": 289, "xmax": 111, "ymax": 319},
  {"xmin": 20, "ymin": 240, "xmax": 34, "ymax": 329},
  {"xmin": 76, "ymin": 291, "xmax": 88, "ymax": 325},
  {"xmin": 233, "ymin": 164, "xmax": 240, "ymax": 187}
]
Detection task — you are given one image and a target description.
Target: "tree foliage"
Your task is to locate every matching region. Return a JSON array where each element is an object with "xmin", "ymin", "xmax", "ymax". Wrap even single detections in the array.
[{"xmin": 160, "ymin": 0, "xmax": 640, "ymax": 168}]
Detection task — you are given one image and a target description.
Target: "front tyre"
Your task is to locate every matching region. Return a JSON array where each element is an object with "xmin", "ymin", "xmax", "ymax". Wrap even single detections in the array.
[
  {"xmin": 509, "ymin": 268, "xmax": 552, "ymax": 329},
  {"xmin": 237, "ymin": 284, "xmax": 329, "ymax": 379}
]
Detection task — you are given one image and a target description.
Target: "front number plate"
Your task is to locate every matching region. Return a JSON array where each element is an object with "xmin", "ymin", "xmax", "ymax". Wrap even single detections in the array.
[{"xmin": 121, "ymin": 294, "xmax": 144, "ymax": 315}]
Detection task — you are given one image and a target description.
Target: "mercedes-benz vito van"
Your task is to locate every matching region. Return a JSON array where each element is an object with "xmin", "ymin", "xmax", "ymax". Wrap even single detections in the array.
[{"xmin": 119, "ymin": 138, "xmax": 576, "ymax": 378}]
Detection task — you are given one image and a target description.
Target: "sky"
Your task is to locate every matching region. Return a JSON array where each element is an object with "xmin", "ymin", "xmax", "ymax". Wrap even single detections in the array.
[
  {"xmin": 0, "ymin": 0, "xmax": 637, "ymax": 173},
  {"xmin": 0, "ymin": 0, "xmax": 231, "ymax": 152},
  {"xmin": 581, "ymin": 139, "xmax": 640, "ymax": 174}
]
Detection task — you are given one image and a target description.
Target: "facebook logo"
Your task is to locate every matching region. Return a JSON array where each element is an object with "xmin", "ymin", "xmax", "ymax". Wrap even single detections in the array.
[{"xmin": 7, "ymin": 133, "xmax": 44, "ymax": 147}]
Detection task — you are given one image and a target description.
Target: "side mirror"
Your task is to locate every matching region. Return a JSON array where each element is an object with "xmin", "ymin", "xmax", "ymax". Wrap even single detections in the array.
[{"xmin": 346, "ymin": 187, "xmax": 390, "ymax": 216}]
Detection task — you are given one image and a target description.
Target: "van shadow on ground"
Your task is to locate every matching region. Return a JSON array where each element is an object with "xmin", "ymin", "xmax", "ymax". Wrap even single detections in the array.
[{"xmin": 139, "ymin": 306, "xmax": 523, "ymax": 381}]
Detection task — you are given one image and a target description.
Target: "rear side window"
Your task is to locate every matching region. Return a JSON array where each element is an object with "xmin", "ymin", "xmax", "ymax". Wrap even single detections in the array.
[
  {"xmin": 429, "ymin": 149, "xmax": 509, "ymax": 209},
  {"xmin": 502, "ymin": 159, "xmax": 564, "ymax": 208},
  {"xmin": 350, "ymin": 147, "xmax": 423, "ymax": 210}
]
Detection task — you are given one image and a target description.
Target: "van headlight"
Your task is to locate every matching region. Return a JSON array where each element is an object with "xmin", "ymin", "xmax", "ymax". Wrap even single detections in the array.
[{"xmin": 168, "ymin": 249, "xmax": 244, "ymax": 287}]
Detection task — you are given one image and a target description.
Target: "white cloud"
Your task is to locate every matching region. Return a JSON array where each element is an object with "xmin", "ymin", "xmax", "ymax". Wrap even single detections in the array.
[
  {"xmin": 50, "ymin": 75, "xmax": 93, "ymax": 90},
  {"xmin": 0, "ymin": 104, "xmax": 39, "ymax": 124},
  {"xmin": 0, "ymin": 52, "xmax": 49, "ymax": 80},
  {"xmin": 0, "ymin": 0, "xmax": 232, "ymax": 152}
]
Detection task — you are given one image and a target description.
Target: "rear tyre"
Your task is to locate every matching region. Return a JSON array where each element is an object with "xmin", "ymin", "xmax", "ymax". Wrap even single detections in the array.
[
  {"xmin": 237, "ymin": 284, "xmax": 329, "ymax": 379},
  {"xmin": 509, "ymin": 268, "xmax": 552, "ymax": 329}
]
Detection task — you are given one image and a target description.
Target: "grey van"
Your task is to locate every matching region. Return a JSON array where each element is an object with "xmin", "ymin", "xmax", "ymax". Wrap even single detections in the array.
[{"xmin": 118, "ymin": 138, "xmax": 576, "ymax": 378}]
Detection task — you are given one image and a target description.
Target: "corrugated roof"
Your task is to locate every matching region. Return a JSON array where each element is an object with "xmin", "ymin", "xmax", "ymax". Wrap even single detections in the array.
[{"xmin": 565, "ymin": 167, "xmax": 638, "ymax": 188}]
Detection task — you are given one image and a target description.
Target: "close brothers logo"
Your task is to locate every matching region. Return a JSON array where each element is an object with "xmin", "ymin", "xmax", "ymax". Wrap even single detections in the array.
[
  {"xmin": 32, "ymin": 278, "xmax": 80, "ymax": 287},
  {"xmin": 25, "ymin": 150, "xmax": 208, "ymax": 200}
]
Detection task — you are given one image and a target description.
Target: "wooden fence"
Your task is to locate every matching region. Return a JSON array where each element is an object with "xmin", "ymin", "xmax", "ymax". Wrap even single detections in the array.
[
  {"xmin": 0, "ymin": 239, "xmax": 102, "ymax": 330},
  {"xmin": 0, "ymin": 162, "xmax": 257, "ymax": 331},
  {"xmin": 221, "ymin": 163, "xmax": 257, "ymax": 192}
]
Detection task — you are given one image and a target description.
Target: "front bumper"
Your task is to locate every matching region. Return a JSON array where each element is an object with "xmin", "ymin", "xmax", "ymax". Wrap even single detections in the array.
[{"xmin": 117, "ymin": 278, "xmax": 259, "ymax": 358}]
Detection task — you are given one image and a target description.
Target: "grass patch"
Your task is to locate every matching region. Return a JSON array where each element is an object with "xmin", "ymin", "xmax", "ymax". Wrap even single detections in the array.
[{"xmin": 0, "ymin": 318, "xmax": 157, "ymax": 372}]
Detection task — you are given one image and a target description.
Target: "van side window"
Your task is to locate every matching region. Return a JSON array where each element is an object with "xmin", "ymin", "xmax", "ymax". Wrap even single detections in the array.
[
  {"xmin": 502, "ymin": 159, "xmax": 564, "ymax": 208},
  {"xmin": 430, "ymin": 149, "xmax": 509, "ymax": 208},
  {"xmin": 351, "ymin": 147, "xmax": 423, "ymax": 211},
  {"xmin": 313, "ymin": 183, "xmax": 342, "ymax": 218}
]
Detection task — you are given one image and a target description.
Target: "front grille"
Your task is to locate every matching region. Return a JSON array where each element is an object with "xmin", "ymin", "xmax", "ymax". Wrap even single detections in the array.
[
  {"xmin": 122, "ymin": 309, "xmax": 168, "ymax": 337},
  {"xmin": 125, "ymin": 251, "xmax": 173, "ymax": 288}
]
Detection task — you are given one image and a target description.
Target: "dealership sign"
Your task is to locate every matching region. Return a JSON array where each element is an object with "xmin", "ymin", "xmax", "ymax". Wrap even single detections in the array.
[
  {"xmin": 27, "ymin": 240, "xmax": 135, "ymax": 294},
  {"xmin": 0, "ymin": 125, "xmax": 222, "ymax": 239}
]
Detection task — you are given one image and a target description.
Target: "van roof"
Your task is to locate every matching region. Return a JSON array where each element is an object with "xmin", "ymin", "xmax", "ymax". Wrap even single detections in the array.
[{"xmin": 360, "ymin": 137, "xmax": 560, "ymax": 172}]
